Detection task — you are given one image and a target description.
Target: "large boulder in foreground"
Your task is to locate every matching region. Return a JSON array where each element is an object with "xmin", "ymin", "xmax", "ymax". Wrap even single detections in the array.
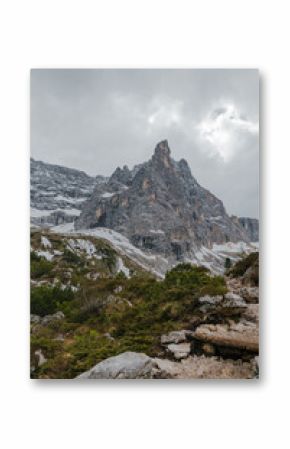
[{"xmin": 77, "ymin": 352, "xmax": 157, "ymax": 379}]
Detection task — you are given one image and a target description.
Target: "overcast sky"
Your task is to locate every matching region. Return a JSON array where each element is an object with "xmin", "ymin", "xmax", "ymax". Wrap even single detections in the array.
[{"xmin": 31, "ymin": 69, "xmax": 259, "ymax": 218}]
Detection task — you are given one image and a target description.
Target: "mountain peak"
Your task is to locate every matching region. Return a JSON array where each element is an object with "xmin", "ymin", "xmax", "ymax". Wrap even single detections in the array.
[
  {"xmin": 75, "ymin": 140, "xmax": 256, "ymax": 260},
  {"xmin": 152, "ymin": 140, "xmax": 172, "ymax": 168},
  {"xmin": 154, "ymin": 140, "xmax": 171, "ymax": 157}
]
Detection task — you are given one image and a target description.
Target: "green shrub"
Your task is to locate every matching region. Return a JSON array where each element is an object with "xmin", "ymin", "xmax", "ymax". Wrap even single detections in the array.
[
  {"xmin": 101, "ymin": 249, "xmax": 117, "ymax": 272},
  {"xmin": 31, "ymin": 251, "xmax": 41, "ymax": 262},
  {"xmin": 31, "ymin": 285, "xmax": 75, "ymax": 316},
  {"xmin": 31, "ymin": 252, "xmax": 53, "ymax": 278},
  {"xmin": 165, "ymin": 263, "xmax": 210, "ymax": 289},
  {"xmin": 224, "ymin": 257, "xmax": 232, "ymax": 269},
  {"xmin": 228, "ymin": 252, "xmax": 259, "ymax": 279},
  {"xmin": 63, "ymin": 249, "xmax": 83, "ymax": 265}
]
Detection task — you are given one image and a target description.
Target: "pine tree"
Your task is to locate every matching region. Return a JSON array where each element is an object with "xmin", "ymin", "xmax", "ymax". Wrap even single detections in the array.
[{"xmin": 225, "ymin": 257, "xmax": 232, "ymax": 269}]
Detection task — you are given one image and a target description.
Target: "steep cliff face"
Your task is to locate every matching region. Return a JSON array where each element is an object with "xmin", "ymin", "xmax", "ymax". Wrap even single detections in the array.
[{"xmin": 75, "ymin": 141, "xmax": 251, "ymax": 259}]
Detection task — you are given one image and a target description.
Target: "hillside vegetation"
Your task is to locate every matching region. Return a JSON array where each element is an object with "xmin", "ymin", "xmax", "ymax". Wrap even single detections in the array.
[{"xmin": 30, "ymin": 230, "xmax": 228, "ymax": 378}]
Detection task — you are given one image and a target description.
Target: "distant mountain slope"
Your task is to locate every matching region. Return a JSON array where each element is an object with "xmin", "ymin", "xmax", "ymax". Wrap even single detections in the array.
[
  {"xmin": 236, "ymin": 217, "xmax": 259, "ymax": 242},
  {"xmin": 30, "ymin": 158, "xmax": 106, "ymax": 227}
]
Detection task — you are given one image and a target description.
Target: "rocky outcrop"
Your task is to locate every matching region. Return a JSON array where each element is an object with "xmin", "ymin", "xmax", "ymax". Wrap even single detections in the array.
[
  {"xmin": 200, "ymin": 292, "xmax": 246, "ymax": 309},
  {"xmin": 159, "ymin": 285, "xmax": 259, "ymax": 362},
  {"xmin": 75, "ymin": 141, "xmax": 253, "ymax": 263},
  {"xmin": 192, "ymin": 321, "xmax": 259, "ymax": 358},
  {"xmin": 193, "ymin": 292, "xmax": 247, "ymax": 326}
]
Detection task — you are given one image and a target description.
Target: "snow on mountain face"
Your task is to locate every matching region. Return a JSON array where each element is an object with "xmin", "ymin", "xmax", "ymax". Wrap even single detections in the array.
[{"xmin": 30, "ymin": 159, "xmax": 106, "ymax": 227}]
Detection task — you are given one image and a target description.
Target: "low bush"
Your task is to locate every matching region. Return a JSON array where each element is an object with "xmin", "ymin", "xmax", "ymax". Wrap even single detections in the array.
[
  {"xmin": 31, "ymin": 285, "xmax": 75, "ymax": 316},
  {"xmin": 62, "ymin": 248, "xmax": 83, "ymax": 266},
  {"xmin": 31, "ymin": 252, "xmax": 53, "ymax": 278},
  {"xmin": 228, "ymin": 252, "xmax": 259, "ymax": 280}
]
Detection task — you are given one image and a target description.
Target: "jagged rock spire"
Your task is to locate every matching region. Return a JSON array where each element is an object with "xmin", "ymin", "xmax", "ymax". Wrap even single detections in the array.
[
  {"xmin": 152, "ymin": 140, "xmax": 172, "ymax": 168},
  {"xmin": 75, "ymin": 139, "xmax": 253, "ymax": 256},
  {"xmin": 154, "ymin": 140, "xmax": 171, "ymax": 157}
]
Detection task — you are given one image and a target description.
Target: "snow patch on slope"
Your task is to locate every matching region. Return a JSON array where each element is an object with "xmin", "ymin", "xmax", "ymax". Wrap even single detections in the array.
[
  {"xmin": 116, "ymin": 257, "xmax": 130, "ymax": 278},
  {"xmin": 35, "ymin": 250, "xmax": 54, "ymax": 261},
  {"xmin": 51, "ymin": 224, "xmax": 258, "ymax": 277},
  {"xmin": 190, "ymin": 241, "xmax": 259, "ymax": 274},
  {"xmin": 67, "ymin": 238, "xmax": 102, "ymax": 259}
]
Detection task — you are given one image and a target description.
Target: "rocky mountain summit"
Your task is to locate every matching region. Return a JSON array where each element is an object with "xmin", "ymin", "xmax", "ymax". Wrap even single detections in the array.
[
  {"xmin": 31, "ymin": 158, "xmax": 104, "ymax": 227},
  {"xmin": 75, "ymin": 140, "xmax": 258, "ymax": 267}
]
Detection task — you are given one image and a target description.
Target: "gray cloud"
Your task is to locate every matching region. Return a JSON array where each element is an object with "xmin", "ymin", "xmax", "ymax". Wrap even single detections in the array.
[{"xmin": 31, "ymin": 69, "xmax": 259, "ymax": 218}]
